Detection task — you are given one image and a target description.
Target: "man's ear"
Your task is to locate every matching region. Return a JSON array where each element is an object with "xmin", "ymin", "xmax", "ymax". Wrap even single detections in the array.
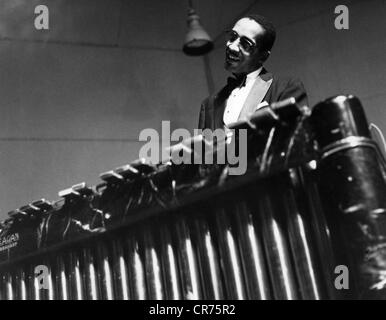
[{"xmin": 259, "ymin": 50, "xmax": 270, "ymax": 63}]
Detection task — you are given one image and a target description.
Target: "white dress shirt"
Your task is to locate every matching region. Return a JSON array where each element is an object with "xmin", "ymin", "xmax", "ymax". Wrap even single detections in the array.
[{"xmin": 223, "ymin": 67, "xmax": 263, "ymax": 126}]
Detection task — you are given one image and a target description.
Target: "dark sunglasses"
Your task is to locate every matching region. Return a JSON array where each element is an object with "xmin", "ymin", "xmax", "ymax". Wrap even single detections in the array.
[{"xmin": 225, "ymin": 30, "xmax": 257, "ymax": 53}]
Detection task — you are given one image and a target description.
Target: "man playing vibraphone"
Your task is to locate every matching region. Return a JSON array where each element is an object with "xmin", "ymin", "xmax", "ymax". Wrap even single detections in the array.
[
  {"xmin": 197, "ymin": 14, "xmax": 312, "ymax": 173},
  {"xmin": 198, "ymin": 14, "xmax": 308, "ymax": 131}
]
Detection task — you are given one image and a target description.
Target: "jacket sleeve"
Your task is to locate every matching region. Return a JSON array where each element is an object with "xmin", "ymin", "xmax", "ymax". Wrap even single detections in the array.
[{"xmin": 277, "ymin": 78, "xmax": 309, "ymax": 109}]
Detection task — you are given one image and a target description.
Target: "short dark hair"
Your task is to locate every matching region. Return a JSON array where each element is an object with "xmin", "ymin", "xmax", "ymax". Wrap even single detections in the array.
[{"xmin": 243, "ymin": 14, "xmax": 276, "ymax": 53}]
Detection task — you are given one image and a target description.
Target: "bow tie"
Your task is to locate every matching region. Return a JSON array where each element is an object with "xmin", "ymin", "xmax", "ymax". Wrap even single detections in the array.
[{"xmin": 227, "ymin": 75, "xmax": 247, "ymax": 88}]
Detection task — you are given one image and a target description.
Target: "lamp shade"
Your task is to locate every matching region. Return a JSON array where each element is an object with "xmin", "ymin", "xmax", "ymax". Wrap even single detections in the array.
[{"xmin": 183, "ymin": 8, "xmax": 213, "ymax": 56}]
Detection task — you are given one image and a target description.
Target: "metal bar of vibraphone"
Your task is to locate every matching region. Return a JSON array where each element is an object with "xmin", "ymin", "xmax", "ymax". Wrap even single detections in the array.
[
  {"xmin": 297, "ymin": 166, "xmax": 338, "ymax": 299},
  {"xmin": 174, "ymin": 216, "xmax": 202, "ymax": 300},
  {"xmin": 24, "ymin": 265, "xmax": 33, "ymax": 299},
  {"xmin": 68, "ymin": 250, "xmax": 84, "ymax": 300},
  {"xmin": 42, "ymin": 259, "xmax": 55, "ymax": 300},
  {"xmin": 0, "ymin": 273, "xmax": 4, "ymax": 299},
  {"xmin": 0, "ymin": 272, "xmax": 10, "ymax": 300},
  {"xmin": 81, "ymin": 246, "xmax": 100, "ymax": 300},
  {"xmin": 95, "ymin": 241, "xmax": 115, "ymax": 300},
  {"xmin": 232, "ymin": 200, "xmax": 272, "ymax": 300},
  {"xmin": 0, "ymin": 273, "xmax": 3, "ymax": 299},
  {"xmin": 0, "ymin": 272, "xmax": 8, "ymax": 300},
  {"xmin": 110, "ymin": 238, "xmax": 130, "ymax": 300},
  {"xmin": 190, "ymin": 213, "xmax": 225, "ymax": 300},
  {"xmin": 125, "ymin": 234, "xmax": 147, "ymax": 300},
  {"xmin": 213, "ymin": 206, "xmax": 247, "ymax": 300},
  {"xmin": 14, "ymin": 268, "xmax": 27, "ymax": 300},
  {"xmin": 7, "ymin": 269, "xmax": 17, "ymax": 300},
  {"xmin": 5, "ymin": 272, "xmax": 13, "ymax": 300},
  {"xmin": 258, "ymin": 191, "xmax": 299, "ymax": 300},
  {"xmin": 283, "ymin": 168, "xmax": 326, "ymax": 300},
  {"xmin": 26, "ymin": 263, "xmax": 40, "ymax": 300},
  {"xmin": 142, "ymin": 227, "xmax": 165, "ymax": 300},
  {"xmin": 158, "ymin": 222, "xmax": 182, "ymax": 300},
  {"xmin": 55, "ymin": 254, "xmax": 69, "ymax": 300}
]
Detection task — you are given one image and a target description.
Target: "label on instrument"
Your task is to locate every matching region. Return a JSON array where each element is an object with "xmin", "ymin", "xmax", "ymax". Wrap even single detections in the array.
[
  {"xmin": 0, "ymin": 233, "xmax": 19, "ymax": 252},
  {"xmin": 0, "ymin": 221, "xmax": 42, "ymax": 263}
]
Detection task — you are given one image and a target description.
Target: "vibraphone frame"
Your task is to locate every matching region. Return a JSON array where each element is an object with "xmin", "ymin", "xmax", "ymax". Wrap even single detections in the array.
[{"xmin": 1, "ymin": 95, "xmax": 386, "ymax": 300}]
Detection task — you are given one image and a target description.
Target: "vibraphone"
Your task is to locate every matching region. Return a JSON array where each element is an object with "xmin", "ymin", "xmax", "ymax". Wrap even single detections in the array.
[{"xmin": 1, "ymin": 95, "xmax": 386, "ymax": 300}]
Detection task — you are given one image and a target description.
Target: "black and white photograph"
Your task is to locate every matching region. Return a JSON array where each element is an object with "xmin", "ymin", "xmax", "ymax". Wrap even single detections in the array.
[{"xmin": 0, "ymin": 0, "xmax": 385, "ymax": 305}]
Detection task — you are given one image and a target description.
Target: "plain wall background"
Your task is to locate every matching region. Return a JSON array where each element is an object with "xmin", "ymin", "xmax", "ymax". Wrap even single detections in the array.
[{"xmin": 0, "ymin": 0, "xmax": 384, "ymax": 219}]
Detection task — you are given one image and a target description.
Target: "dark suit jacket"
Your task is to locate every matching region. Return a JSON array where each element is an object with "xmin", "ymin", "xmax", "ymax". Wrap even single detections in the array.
[
  {"xmin": 198, "ymin": 68, "xmax": 308, "ymax": 130},
  {"xmin": 198, "ymin": 68, "xmax": 313, "ymax": 173}
]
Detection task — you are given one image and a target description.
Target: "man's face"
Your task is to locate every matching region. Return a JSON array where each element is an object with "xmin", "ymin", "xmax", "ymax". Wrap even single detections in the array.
[{"xmin": 224, "ymin": 18, "xmax": 266, "ymax": 75}]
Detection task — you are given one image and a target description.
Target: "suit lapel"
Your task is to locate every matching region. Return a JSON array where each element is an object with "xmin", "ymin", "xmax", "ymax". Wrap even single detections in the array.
[
  {"xmin": 210, "ymin": 70, "xmax": 273, "ymax": 129},
  {"xmin": 238, "ymin": 70, "xmax": 273, "ymax": 121},
  {"xmin": 212, "ymin": 86, "xmax": 231, "ymax": 130}
]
